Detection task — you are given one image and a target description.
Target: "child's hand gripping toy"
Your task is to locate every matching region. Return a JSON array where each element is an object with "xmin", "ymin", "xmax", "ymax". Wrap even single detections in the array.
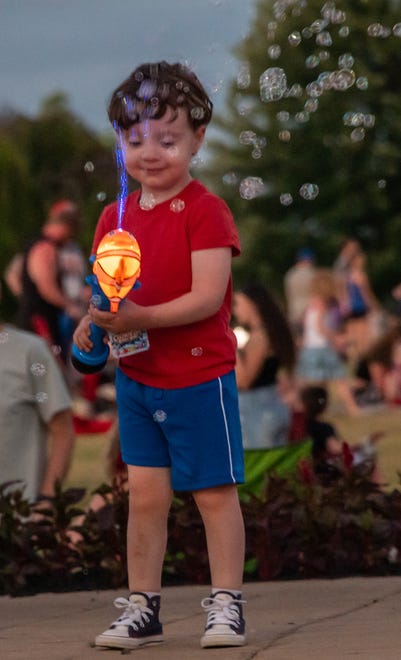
[{"xmin": 71, "ymin": 228, "xmax": 141, "ymax": 374}]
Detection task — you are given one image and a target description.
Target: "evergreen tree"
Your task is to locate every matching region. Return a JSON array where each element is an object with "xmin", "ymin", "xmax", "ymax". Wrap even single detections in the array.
[{"xmin": 207, "ymin": 0, "xmax": 401, "ymax": 298}]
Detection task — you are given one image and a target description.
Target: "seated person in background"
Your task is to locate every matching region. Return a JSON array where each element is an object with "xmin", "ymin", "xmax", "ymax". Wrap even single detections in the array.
[
  {"xmin": 0, "ymin": 283, "xmax": 75, "ymax": 503},
  {"xmin": 233, "ymin": 282, "xmax": 296, "ymax": 449},
  {"xmin": 300, "ymin": 385, "xmax": 383, "ymax": 482},
  {"xmin": 382, "ymin": 337, "xmax": 401, "ymax": 405},
  {"xmin": 296, "ymin": 268, "xmax": 360, "ymax": 416},
  {"xmin": 353, "ymin": 322, "xmax": 401, "ymax": 407}
]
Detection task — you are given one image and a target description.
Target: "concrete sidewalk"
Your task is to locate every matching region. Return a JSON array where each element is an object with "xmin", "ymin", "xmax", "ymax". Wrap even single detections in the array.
[{"xmin": 1, "ymin": 577, "xmax": 401, "ymax": 659}]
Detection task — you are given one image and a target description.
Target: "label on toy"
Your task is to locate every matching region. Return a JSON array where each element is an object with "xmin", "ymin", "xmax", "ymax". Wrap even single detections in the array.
[{"xmin": 109, "ymin": 329, "xmax": 150, "ymax": 358}]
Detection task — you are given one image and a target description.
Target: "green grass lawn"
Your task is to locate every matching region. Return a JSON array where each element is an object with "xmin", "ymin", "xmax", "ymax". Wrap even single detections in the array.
[
  {"xmin": 65, "ymin": 432, "xmax": 112, "ymax": 499},
  {"xmin": 65, "ymin": 406, "xmax": 401, "ymax": 496}
]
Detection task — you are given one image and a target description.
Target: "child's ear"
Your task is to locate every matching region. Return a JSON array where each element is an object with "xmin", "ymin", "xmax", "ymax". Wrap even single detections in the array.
[{"xmin": 192, "ymin": 125, "xmax": 206, "ymax": 154}]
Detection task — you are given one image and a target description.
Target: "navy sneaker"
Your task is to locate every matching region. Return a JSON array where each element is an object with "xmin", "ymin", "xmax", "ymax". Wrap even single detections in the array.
[
  {"xmin": 95, "ymin": 592, "xmax": 163, "ymax": 649},
  {"xmin": 200, "ymin": 590, "xmax": 246, "ymax": 648}
]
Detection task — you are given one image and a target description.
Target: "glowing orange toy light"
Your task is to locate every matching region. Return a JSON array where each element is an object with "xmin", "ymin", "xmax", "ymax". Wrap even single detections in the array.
[{"xmin": 92, "ymin": 228, "xmax": 141, "ymax": 312}]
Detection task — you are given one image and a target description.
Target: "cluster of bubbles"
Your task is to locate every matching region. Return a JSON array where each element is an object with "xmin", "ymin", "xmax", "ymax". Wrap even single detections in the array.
[
  {"xmin": 368, "ymin": 23, "xmax": 401, "ymax": 38},
  {"xmin": 230, "ymin": 0, "xmax": 400, "ymax": 206},
  {"xmin": 238, "ymin": 130, "xmax": 267, "ymax": 159},
  {"xmin": 279, "ymin": 182, "xmax": 320, "ymax": 206}
]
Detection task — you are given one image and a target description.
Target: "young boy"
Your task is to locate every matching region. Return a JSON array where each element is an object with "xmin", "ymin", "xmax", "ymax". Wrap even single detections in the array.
[{"xmin": 73, "ymin": 61, "xmax": 246, "ymax": 650}]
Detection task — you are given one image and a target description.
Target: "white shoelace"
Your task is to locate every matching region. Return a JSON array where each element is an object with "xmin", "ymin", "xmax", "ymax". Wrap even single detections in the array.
[
  {"xmin": 112, "ymin": 597, "xmax": 153, "ymax": 631},
  {"xmin": 201, "ymin": 596, "xmax": 246, "ymax": 629}
]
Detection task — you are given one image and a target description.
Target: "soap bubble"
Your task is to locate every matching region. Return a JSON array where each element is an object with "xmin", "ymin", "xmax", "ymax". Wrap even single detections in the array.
[
  {"xmin": 299, "ymin": 183, "xmax": 319, "ymax": 200},
  {"xmin": 84, "ymin": 161, "xmax": 95, "ymax": 173},
  {"xmin": 305, "ymin": 55, "xmax": 320, "ymax": 69},
  {"xmin": 260, "ymin": 68, "xmax": 287, "ymax": 102},
  {"xmin": 330, "ymin": 68, "xmax": 355, "ymax": 90},
  {"xmin": 170, "ymin": 198, "xmax": 185, "ymax": 213},
  {"xmin": 356, "ymin": 76, "xmax": 369, "ymax": 90},
  {"xmin": 237, "ymin": 62, "xmax": 251, "ymax": 89},
  {"xmin": 339, "ymin": 26, "xmax": 350, "ymax": 37},
  {"xmin": 153, "ymin": 409, "xmax": 167, "ymax": 422},
  {"xmin": 377, "ymin": 179, "xmax": 387, "ymax": 189},
  {"xmin": 306, "ymin": 81, "xmax": 323, "ymax": 97},
  {"xmin": 96, "ymin": 191, "xmax": 107, "ymax": 202},
  {"xmin": 302, "ymin": 27, "xmax": 313, "ymax": 39},
  {"xmin": 288, "ymin": 31, "xmax": 301, "ymax": 46},
  {"xmin": 278, "ymin": 130, "xmax": 291, "ymax": 142},
  {"xmin": 316, "ymin": 31, "xmax": 332, "ymax": 47},
  {"xmin": 239, "ymin": 177, "xmax": 265, "ymax": 200},
  {"xmin": 393, "ymin": 23, "xmax": 401, "ymax": 37},
  {"xmin": 268, "ymin": 44, "xmax": 281, "ymax": 59},
  {"xmin": 276, "ymin": 111, "xmax": 290, "ymax": 122},
  {"xmin": 222, "ymin": 172, "xmax": 239, "ymax": 186},
  {"xmin": 311, "ymin": 19, "xmax": 327, "ymax": 33},
  {"xmin": 30, "ymin": 363, "xmax": 47, "ymax": 377},
  {"xmin": 191, "ymin": 347, "xmax": 203, "ymax": 356},
  {"xmin": 350, "ymin": 127, "xmax": 365, "ymax": 142},
  {"xmin": 295, "ymin": 111, "xmax": 310, "ymax": 123},
  {"xmin": 338, "ymin": 53, "xmax": 354, "ymax": 68},
  {"xmin": 190, "ymin": 107, "xmax": 206, "ymax": 120},
  {"xmin": 363, "ymin": 114, "xmax": 375, "ymax": 128},
  {"xmin": 367, "ymin": 23, "xmax": 384, "ymax": 37},
  {"xmin": 280, "ymin": 193, "xmax": 293, "ymax": 206},
  {"xmin": 35, "ymin": 392, "xmax": 49, "ymax": 404},
  {"xmin": 288, "ymin": 83, "xmax": 303, "ymax": 98},
  {"xmin": 140, "ymin": 193, "xmax": 156, "ymax": 210},
  {"xmin": 304, "ymin": 98, "xmax": 319, "ymax": 113},
  {"xmin": 91, "ymin": 294, "xmax": 102, "ymax": 308},
  {"xmin": 317, "ymin": 71, "xmax": 333, "ymax": 90},
  {"xmin": 239, "ymin": 130, "xmax": 257, "ymax": 145},
  {"xmin": 191, "ymin": 154, "xmax": 204, "ymax": 168}
]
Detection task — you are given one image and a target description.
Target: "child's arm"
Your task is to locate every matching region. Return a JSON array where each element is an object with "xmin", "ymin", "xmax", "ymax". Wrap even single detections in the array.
[{"xmin": 88, "ymin": 247, "xmax": 232, "ymax": 334}]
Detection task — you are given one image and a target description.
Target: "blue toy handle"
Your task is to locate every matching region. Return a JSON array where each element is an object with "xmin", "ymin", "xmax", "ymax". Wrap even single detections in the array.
[{"xmin": 70, "ymin": 273, "xmax": 110, "ymax": 374}]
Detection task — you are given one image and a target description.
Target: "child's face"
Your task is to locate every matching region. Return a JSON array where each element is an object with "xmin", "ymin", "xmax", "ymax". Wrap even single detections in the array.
[{"xmin": 121, "ymin": 107, "xmax": 205, "ymax": 199}]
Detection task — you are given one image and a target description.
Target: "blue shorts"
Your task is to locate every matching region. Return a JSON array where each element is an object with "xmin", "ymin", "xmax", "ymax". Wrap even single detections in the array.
[{"xmin": 116, "ymin": 368, "xmax": 244, "ymax": 491}]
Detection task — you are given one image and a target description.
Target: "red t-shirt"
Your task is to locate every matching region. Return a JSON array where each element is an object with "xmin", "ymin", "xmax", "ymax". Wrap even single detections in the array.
[{"xmin": 92, "ymin": 180, "xmax": 240, "ymax": 388}]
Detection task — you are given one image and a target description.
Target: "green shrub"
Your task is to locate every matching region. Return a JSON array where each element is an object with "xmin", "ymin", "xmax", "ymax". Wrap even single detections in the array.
[{"xmin": 1, "ymin": 463, "xmax": 401, "ymax": 596}]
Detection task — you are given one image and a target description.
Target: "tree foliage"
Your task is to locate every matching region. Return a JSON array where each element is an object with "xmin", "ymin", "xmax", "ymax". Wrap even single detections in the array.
[
  {"xmin": 206, "ymin": 0, "xmax": 401, "ymax": 298},
  {"xmin": 0, "ymin": 93, "xmax": 117, "ymax": 319}
]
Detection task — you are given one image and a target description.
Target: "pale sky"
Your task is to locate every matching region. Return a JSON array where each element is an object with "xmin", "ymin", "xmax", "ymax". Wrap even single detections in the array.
[{"xmin": 1, "ymin": 0, "xmax": 255, "ymax": 135}]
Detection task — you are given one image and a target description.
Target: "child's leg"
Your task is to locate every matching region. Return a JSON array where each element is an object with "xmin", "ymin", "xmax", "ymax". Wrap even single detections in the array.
[
  {"xmin": 333, "ymin": 378, "xmax": 361, "ymax": 416},
  {"xmin": 192, "ymin": 483, "xmax": 245, "ymax": 589},
  {"xmin": 126, "ymin": 464, "xmax": 173, "ymax": 591}
]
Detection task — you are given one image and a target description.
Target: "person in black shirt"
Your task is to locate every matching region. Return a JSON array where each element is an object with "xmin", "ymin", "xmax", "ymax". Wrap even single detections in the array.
[{"xmin": 300, "ymin": 385, "xmax": 383, "ymax": 481}]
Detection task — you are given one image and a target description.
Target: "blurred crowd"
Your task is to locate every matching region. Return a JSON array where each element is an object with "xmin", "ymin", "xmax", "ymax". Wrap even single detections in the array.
[{"xmin": 2, "ymin": 202, "xmax": 401, "ymax": 502}]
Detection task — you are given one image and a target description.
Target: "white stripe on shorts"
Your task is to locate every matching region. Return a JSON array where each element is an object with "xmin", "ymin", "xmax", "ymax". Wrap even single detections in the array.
[{"xmin": 217, "ymin": 376, "xmax": 236, "ymax": 483}]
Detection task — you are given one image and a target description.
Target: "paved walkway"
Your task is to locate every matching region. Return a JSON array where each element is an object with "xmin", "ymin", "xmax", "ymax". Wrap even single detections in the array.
[{"xmin": 1, "ymin": 577, "xmax": 401, "ymax": 659}]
